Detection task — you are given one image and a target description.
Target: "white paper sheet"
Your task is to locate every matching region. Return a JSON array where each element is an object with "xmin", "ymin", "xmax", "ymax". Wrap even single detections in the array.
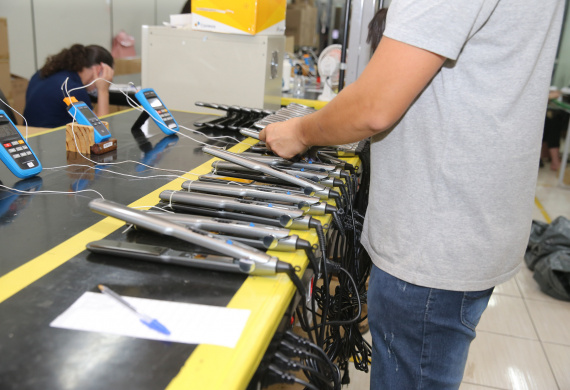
[{"xmin": 50, "ymin": 292, "xmax": 250, "ymax": 348}]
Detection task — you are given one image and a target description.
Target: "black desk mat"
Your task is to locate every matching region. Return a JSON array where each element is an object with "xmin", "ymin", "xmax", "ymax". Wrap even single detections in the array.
[{"xmin": 0, "ymin": 110, "xmax": 251, "ymax": 390}]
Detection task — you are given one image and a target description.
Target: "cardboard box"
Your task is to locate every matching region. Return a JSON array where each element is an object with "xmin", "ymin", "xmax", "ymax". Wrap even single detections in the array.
[
  {"xmin": 191, "ymin": 0, "xmax": 286, "ymax": 35},
  {"xmin": 0, "ymin": 60, "xmax": 11, "ymax": 100},
  {"xmin": 285, "ymin": 1, "xmax": 318, "ymax": 48},
  {"xmin": 10, "ymin": 75, "xmax": 28, "ymax": 125},
  {"xmin": 113, "ymin": 57, "xmax": 141, "ymax": 75},
  {"xmin": 0, "ymin": 18, "xmax": 8, "ymax": 60},
  {"xmin": 285, "ymin": 35, "xmax": 295, "ymax": 54}
]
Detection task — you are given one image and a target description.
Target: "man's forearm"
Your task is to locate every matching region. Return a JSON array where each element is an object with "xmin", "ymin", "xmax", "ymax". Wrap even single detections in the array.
[
  {"xmin": 298, "ymin": 82, "xmax": 382, "ymax": 147},
  {"xmin": 260, "ymin": 38, "xmax": 446, "ymax": 159}
]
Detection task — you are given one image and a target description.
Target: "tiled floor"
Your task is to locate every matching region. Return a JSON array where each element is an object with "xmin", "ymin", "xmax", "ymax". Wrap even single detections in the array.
[{"xmin": 346, "ymin": 162, "xmax": 570, "ymax": 389}]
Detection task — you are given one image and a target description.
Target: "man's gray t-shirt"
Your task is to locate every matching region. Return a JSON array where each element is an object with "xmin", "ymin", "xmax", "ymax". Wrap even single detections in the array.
[{"xmin": 361, "ymin": 0, "xmax": 564, "ymax": 291}]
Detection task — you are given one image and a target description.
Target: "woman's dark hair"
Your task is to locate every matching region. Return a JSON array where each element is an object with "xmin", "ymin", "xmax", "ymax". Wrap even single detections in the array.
[
  {"xmin": 367, "ymin": 8, "xmax": 388, "ymax": 53},
  {"xmin": 40, "ymin": 44, "xmax": 114, "ymax": 78}
]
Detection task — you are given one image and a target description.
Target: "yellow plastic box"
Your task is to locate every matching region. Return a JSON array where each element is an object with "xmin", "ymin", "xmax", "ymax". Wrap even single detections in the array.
[{"xmin": 191, "ymin": 0, "xmax": 286, "ymax": 35}]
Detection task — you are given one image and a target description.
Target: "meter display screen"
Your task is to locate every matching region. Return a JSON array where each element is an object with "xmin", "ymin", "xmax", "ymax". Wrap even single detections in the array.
[
  {"xmin": 0, "ymin": 117, "xmax": 19, "ymax": 141},
  {"xmin": 148, "ymin": 98, "xmax": 163, "ymax": 109},
  {"xmin": 77, "ymin": 105, "xmax": 97, "ymax": 120}
]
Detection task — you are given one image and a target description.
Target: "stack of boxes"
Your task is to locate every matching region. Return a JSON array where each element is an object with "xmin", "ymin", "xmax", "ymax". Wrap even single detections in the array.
[
  {"xmin": 285, "ymin": 0, "xmax": 318, "ymax": 50},
  {"xmin": 0, "ymin": 17, "xmax": 28, "ymax": 125},
  {"xmin": 0, "ymin": 18, "xmax": 10, "ymax": 102}
]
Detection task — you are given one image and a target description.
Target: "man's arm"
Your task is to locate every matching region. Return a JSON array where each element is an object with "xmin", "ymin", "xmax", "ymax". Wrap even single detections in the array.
[{"xmin": 259, "ymin": 37, "xmax": 446, "ymax": 159}]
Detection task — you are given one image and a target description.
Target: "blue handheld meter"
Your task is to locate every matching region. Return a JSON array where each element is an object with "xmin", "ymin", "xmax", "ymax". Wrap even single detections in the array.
[
  {"xmin": 67, "ymin": 100, "xmax": 111, "ymax": 143},
  {"xmin": 134, "ymin": 88, "xmax": 179, "ymax": 135},
  {"xmin": 0, "ymin": 110, "xmax": 42, "ymax": 179}
]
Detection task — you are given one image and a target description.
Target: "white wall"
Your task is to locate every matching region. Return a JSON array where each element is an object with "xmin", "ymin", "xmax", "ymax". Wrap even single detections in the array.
[
  {"xmin": 0, "ymin": 0, "xmax": 186, "ymax": 79},
  {"xmin": 34, "ymin": 0, "xmax": 112, "ymax": 78},
  {"xmin": 0, "ymin": 1, "xmax": 35, "ymax": 79}
]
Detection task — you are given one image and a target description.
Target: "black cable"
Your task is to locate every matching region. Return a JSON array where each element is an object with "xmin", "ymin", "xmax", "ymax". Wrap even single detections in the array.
[
  {"xmin": 301, "ymin": 244, "xmax": 320, "ymax": 275},
  {"xmin": 266, "ymin": 364, "xmax": 320, "ymax": 390},
  {"xmin": 322, "ymin": 262, "xmax": 362, "ymax": 326},
  {"xmin": 275, "ymin": 261, "xmax": 306, "ymax": 298},
  {"xmin": 272, "ymin": 352, "xmax": 335, "ymax": 388},
  {"xmin": 279, "ymin": 340, "xmax": 330, "ymax": 364},
  {"xmin": 311, "ymin": 220, "xmax": 331, "ymax": 347},
  {"xmin": 284, "ymin": 330, "xmax": 341, "ymax": 377},
  {"xmin": 276, "ymin": 260, "xmax": 319, "ymax": 345},
  {"xmin": 328, "ymin": 189, "xmax": 343, "ymax": 210},
  {"xmin": 332, "ymin": 211, "xmax": 346, "ymax": 237}
]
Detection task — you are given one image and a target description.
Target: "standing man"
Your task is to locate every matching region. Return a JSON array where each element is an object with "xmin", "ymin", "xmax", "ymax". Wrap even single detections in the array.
[{"xmin": 259, "ymin": 0, "xmax": 564, "ymax": 388}]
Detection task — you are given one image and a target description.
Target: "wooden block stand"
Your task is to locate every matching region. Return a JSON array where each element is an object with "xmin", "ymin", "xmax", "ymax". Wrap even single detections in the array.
[{"xmin": 65, "ymin": 121, "xmax": 117, "ymax": 155}]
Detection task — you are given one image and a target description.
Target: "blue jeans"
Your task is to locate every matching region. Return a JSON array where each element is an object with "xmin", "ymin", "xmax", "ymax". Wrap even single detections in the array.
[{"xmin": 368, "ymin": 265, "xmax": 493, "ymax": 389}]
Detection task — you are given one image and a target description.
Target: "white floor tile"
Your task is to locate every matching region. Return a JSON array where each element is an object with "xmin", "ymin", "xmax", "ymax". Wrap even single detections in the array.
[
  {"xmin": 459, "ymin": 383, "xmax": 505, "ymax": 390},
  {"xmin": 346, "ymin": 363, "xmax": 370, "ymax": 389},
  {"xmin": 493, "ymin": 277, "xmax": 521, "ymax": 298},
  {"xmin": 526, "ymin": 299, "xmax": 570, "ymax": 346},
  {"xmin": 477, "ymin": 295, "xmax": 537, "ymax": 339},
  {"xmin": 515, "ymin": 267, "xmax": 562, "ymax": 304},
  {"xmin": 463, "ymin": 331, "xmax": 558, "ymax": 389},
  {"xmin": 536, "ymin": 165, "xmax": 560, "ymax": 186},
  {"xmin": 543, "ymin": 342, "xmax": 570, "ymax": 389}
]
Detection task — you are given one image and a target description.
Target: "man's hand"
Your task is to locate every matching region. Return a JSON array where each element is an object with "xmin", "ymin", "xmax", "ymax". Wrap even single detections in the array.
[{"xmin": 258, "ymin": 116, "xmax": 310, "ymax": 160}]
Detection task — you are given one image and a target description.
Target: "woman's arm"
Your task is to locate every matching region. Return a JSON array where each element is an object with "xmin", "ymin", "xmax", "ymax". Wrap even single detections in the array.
[{"xmin": 93, "ymin": 63, "xmax": 114, "ymax": 117}]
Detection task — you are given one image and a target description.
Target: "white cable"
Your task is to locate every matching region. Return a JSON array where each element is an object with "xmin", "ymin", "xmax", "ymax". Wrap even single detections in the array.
[
  {"xmin": 0, "ymin": 77, "xmax": 241, "ymax": 198},
  {"xmin": 0, "ymin": 183, "xmax": 104, "ymax": 200},
  {"xmin": 132, "ymin": 205, "xmax": 175, "ymax": 213},
  {"xmin": 178, "ymin": 123, "xmax": 242, "ymax": 144},
  {"xmin": 43, "ymin": 163, "xmax": 199, "ymax": 182},
  {"xmin": 61, "ymin": 77, "xmax": 202, "ymax": 181},
  {"xmin": 67, "ymin": 77, "xmax": 240, "ymax": 146}
]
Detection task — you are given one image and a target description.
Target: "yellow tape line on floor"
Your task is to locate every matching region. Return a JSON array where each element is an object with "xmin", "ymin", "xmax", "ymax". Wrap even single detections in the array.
[{"xmin": 534, "ymin": 196, "xmax": 552, "ymax": 224}]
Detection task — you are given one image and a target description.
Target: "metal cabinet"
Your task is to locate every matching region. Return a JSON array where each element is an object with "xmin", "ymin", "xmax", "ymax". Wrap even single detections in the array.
[{"xmin": 142, "ymin": 26, "xmax": 285, "ymax": 114}]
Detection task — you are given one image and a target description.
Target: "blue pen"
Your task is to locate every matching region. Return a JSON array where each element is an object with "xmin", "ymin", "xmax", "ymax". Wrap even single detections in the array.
[{"xmin": 97, "ymin": 284, "xmax": 171, "ymax": 336}]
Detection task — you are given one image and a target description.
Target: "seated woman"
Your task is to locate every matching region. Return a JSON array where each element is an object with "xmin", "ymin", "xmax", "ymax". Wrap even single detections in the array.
[{"xmin": 24, "ymin": 44, "xmax": 114, "ymax": 128}]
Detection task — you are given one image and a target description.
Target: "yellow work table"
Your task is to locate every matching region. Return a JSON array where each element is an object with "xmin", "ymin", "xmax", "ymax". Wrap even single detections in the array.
[{"xmin": 0, "ymin": 108, "xmax": 357, "ymax": 390}]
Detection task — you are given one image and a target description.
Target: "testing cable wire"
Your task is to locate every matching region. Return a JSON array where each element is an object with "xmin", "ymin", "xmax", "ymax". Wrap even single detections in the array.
[
  {"xmin": 62, "ymin": 77, "xmax": 240, "ymax": 181},
  {"xmin": 12, "ymin": 76, "xmax": 247, "ymax": 198},
  {"xmin": 4, "ymin": 84, "xmax": 312, "ymax": 290},
  {"xmin": 61, "ymin": 77, "xmax": 240, "ymax": 171},
  {"xmin": 179, "ymin": 145, "xmax": 370, "ymax": 382},
  {"xmin": 2, "ymin": 90, "xmax": 316, "ymax": 324},
  {"xmin": 294, "ymin": 151, "xmax": 370, "ymax": 375},
  {"xmin": 324, "ymin": 183, "xmax": 371, "ymax": 371},
  {"xmin": 0, "ymin": 96, "xmax": 107, "ymax": 200},
  {"xmin": 0, "ymin": 80, "xmax": 238, "ymax": 205},
  {"xmin": 262, "ymin": 330, "xmax": 342, "ymax": 389},
  {"xmin": 256, "ymin": 332, "xmax": 340, "ymax": 390},
  {"xmin": 209, "ymin": 146, "xmax": 367, "ymax": 366},
  {"xmin": 216, "ymin": 139, "xmax": 371, "ymax": 381},
  {"xmin": 65, "ymin": 78, "xmax": 243, "ymax": 145},
  {"xmin": 2, "ymin": 86, "xmax": 366, "ymax": 383},
  {"xmin": 283, "ymin": 330, "xmax": 341, "ymax": 389}
]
